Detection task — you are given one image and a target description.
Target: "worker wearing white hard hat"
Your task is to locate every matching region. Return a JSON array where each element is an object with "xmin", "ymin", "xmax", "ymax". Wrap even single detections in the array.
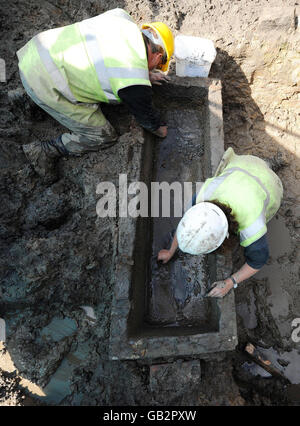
[
  {"xmin": 158, "ymin": 147, "xmax": 283, "ymax": 298},
  {"xmin": 176, "ymin": 202, "xmax": 229, "ymax": 255}
]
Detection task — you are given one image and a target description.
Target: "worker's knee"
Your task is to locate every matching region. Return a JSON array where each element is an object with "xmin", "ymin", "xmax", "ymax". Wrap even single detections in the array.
[{"xmin": 61, "ymin": 123, "xmax": 118, "ymax": 155}]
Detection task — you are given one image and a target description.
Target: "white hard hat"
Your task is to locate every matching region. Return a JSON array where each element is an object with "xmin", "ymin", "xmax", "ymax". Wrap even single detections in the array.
[{"xmin": 177, "ymin": 202, "xmax": 229, "ymax": 255}]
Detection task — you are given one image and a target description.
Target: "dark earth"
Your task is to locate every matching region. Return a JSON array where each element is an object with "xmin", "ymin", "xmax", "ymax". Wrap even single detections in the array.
[{"xmin": 0, "ymin": 0, "xmax": 299, "ymax": 406}]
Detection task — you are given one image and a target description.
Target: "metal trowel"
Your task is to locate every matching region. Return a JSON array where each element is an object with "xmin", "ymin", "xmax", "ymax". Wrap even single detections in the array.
[{"xmin": 203, "ymin": 282, "xmax": 217, "ymax": 297}]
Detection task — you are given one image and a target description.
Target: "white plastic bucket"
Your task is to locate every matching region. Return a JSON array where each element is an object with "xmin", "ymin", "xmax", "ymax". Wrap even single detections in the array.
[{"xmin": 175, "ymin": 35, "xmax": 217, "ymax": 77}]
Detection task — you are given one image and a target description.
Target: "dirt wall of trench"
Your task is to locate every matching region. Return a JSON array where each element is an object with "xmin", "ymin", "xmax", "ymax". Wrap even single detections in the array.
[{"xmin": 0, "ymin": 0, "xmax": 299, "ymax": 406}]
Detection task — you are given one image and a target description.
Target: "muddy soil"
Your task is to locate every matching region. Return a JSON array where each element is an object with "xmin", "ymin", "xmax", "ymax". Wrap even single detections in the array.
[
  {"xmin": 0, "ymin": 0, "xmax": 299, "ymax": 406},
  {"xmin": 148, "ymin": 106, "xmax": 211, "ymax": 330}
]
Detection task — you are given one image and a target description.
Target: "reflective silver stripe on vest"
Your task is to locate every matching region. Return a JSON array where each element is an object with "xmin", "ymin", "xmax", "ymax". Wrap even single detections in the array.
[
  {"xmin": 79, "ymin": 20, "xmax": 149, "ymax": 104},
  {"xmin": 79, "ymin": 20, "xmax": 118, "ymax": 103},
  {"xmin": 239, "ymin": 210, "xmax": 267, "ymax": 242},
  {"xmin": 202, "ymin": 171, "xmax": 233, "ymax": 200},
  {"xmin": 202, "ymin": 167, "xmax": 270, "ymax": 243},
  {"xmin": 33, "ymin": 34, "xmax": 78, "ymax": 104},
  {"xmin": 108, "ymin": 67, "xmax": 149, "ymax": 80}
]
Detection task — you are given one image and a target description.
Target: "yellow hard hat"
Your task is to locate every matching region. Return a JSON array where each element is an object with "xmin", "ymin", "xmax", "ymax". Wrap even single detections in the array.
[{"xmin": 142, "ymin": 22, "xmax": 174, "ymax": 72}]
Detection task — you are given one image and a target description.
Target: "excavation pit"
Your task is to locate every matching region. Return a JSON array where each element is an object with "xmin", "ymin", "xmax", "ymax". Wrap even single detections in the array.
[{"xmin": 109, "ymin": 77, "xmax": 237, "ymax": 360}]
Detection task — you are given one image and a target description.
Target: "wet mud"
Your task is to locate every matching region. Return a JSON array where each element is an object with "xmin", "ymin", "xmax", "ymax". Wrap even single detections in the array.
[
  {"xmin": 0, "ymin": 0, "xmax": 299, "ymax": 406},
  {"xmin": 147, "ymin": 108, "xmax": 217, "ymax": 332}
]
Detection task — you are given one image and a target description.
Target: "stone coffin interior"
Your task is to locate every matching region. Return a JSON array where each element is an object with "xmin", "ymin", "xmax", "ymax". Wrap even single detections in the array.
[{"xmin": 127, "ymin": 82, "xmax": 220, "ymax": 339}]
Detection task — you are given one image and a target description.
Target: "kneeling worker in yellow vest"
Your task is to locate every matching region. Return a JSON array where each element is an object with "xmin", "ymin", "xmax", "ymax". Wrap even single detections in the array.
[
  {"xmin": 17, "ymin": 8, "xmax": 174, "ymax": 180},
  {"xmin": 157, "ymin": 148, "xmax": 283, "ymax": 298}
]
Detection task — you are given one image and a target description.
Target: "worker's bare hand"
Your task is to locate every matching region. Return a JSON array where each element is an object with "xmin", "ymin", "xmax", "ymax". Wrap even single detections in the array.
[
  {"xmin": 157, "ymin": 249, "xmax": 173, "ymax": 264},
  {"xmin": 149, "ymin": 71, "xmax": 171, "ymax": 86},
  {"xmin": 207, "ymin": 280, "xmax": 233, "ymax": 298},
  {"xmin": 152, "ymin": 126, "xmax": 167, "ymax": 138}
]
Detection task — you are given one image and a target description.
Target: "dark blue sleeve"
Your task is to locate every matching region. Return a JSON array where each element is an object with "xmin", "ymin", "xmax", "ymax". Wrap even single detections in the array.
[
  {"xmin": 192, "ymin": 192, "xmax": 197, "ymax": 206},
  {"xmin": 118, "ymin": 85, "xmax": 163, "ymax": 132},
  {"xmin": 244, "ymin": 234, "xmax": 269, "ymax": 270}
]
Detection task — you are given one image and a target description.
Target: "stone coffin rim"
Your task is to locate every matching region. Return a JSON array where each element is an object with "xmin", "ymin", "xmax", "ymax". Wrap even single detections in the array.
[{"xmin": 109, "ymin": 77, "xmax": 238, "ymax": 360}]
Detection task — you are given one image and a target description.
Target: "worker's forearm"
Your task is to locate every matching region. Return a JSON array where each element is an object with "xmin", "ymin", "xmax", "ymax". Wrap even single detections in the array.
[
  {"xmin": 169, "ymin": 233, "xmax": 178, "ymax": 256},
  {"xmin": 225, "ymin": 262, "xmax": 260, "ymax": 288}
]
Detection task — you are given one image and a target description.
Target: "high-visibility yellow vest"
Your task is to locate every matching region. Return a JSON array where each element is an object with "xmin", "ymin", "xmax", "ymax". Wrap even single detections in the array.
[
  {"xmin": 196, "ymin": 148, "xmax": 283, "ymax": 247},
  {"xmin": 17, "ymin": 9, "xmax": 151, "ymax": 106}
]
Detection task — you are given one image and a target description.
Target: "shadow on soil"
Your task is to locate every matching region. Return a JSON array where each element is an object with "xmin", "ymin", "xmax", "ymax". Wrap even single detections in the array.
[{"xmin": 0, "ymin": 3, "xmax": 299, "ymax": 406}]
